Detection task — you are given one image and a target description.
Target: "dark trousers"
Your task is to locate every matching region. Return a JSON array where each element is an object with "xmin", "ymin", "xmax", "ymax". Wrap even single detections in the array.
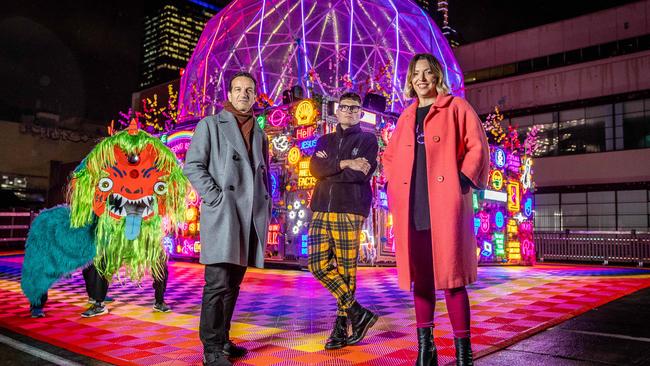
[
  {"xmin": 82, "ymin": 263, "xmax": 169, "ymax": 304},
  {"xmin": 199, "ymin": 263, "xmax": 247, "ymax": 352}
]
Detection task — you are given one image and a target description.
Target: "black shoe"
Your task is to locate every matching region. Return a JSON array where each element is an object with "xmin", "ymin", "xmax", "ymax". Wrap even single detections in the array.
[
  {"xmin": 88, "ymin": 296, "xmax": 114, "ymax": 304},
  {"xmin": 81, "ymin": 303, "xmax": 108, "ymax": 318},
  {"xmin": 30, "ymin": 307, "xmax": 45, "ymax": 318},
  {"xmin": 416, "ymin": 327, "xmax": 438, "ymax": 366},
  {"xmin": 324, "ymin": 316, "xmax": 348, "ymax": 350},
  {"xmin": 222, "ymin": 340, "xmax": 247, "ymax": 358},
  {"xmin": 153, "ymin": 302, "xmax": 172, "ymax": 313},
  {"xmin": 203, "ymin": 351, "xmax": 232, "ymax": 366},
  {"xmin": 345, "ymin": 301, "xmax": 378, "ymax": 345},
  {"xmin": 454, "ymin": 337, "xmax": 474, "ymax": 366}
]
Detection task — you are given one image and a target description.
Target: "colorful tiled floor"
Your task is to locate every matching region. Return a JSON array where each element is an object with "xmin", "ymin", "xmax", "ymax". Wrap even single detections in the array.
[{"xmin": 1, "ymin": 254, "xmax": 650, "ymax": 365}]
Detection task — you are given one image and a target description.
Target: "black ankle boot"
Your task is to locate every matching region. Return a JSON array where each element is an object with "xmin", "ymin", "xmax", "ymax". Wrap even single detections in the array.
[
  {"xmin": 454, "ymin": 337, "xmax": 473, "ymax": 366},
  {"xmin": 416, "ymin": 327, "xmax": 437, "ymax": 366},
  {"xmin": 324, "ymin": 316, "xmax": 348, "ymax": 350},
  {"xmin": 345, "ymin": 301, "xmax": 378, "ymax": 345}
]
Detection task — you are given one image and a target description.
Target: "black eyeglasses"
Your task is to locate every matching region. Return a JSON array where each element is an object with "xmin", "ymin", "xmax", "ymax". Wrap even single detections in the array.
[{"xmin": 338, "ymin": 104, "xmax": 361, "ymax": 113}]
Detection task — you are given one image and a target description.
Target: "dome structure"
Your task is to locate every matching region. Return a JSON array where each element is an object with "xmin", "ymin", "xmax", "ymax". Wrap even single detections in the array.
[{"xmin": 178, "ymin": 0, "xmax": 463, "ymax": 120}]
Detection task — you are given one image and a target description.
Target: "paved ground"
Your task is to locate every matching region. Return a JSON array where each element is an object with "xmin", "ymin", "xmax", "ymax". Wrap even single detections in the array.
[{"xmin": 477, "ymin": 287, "xmax": 650, "ymax": 365}]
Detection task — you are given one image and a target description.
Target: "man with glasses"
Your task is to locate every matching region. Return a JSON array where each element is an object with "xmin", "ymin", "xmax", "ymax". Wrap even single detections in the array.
[{"xmin": 308, "ymin": 92, "xmax": 380, "ymax": 350}]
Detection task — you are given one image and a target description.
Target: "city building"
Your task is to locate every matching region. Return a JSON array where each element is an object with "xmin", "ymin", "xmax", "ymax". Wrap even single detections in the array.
[
  {"xmin": 454, "ymin": 0, "xmax": 650, "ymax": 232},
  {"xmin": 139, "ymin": 0, "xmax": 221, "ymax": 89}
]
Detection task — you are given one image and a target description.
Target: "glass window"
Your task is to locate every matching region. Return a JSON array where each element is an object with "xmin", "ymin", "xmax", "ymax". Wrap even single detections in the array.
[
  {"xmin": 562, "ymin": 192, "xmax": 586, "ymax": 204},
  {"xmin": 533, "ymin": 122, "xmax": 558, "ymax": 157},
  {"xmin": 622, "ymin": 100, "xmax": 644, "ymax": 113},
  {"xmin": 533, "ymin": 112, "xmax": 554, "ymax": 124},
  {"xmin": 622, "ymin": 112, "xmax": 649, "ymax": 149},
  {"xmin": 535, "ymin": 193, "xmax": 559, "ymax": 205},
  {"xmin": 617, "ymin": 202, "xmax": 648, "ymax": 215},
  {"xmin": 588, "ymin": 203, "xmax": 615, "ymax": 215},
  {"xmin": 588, "ymin": 215, "xmax": 616, "ymax": 230},
  {"xmin": 586, "ymin": 104, "xmax": 611, "ymax": 118},
  {"xmin": 617, "ymin": 190, "xmax": 647, "ymax": 203},
  {"xmin": 562, "ymin": 204, "xmax": 587, "ymax": 216},
  {"xmin": 565, "ymin": 49, "xmax": 581, "ymax": 65},
  {"xmin": 559, "ymin": 108, "xmax": 585, "ymax": 121},
  {"xmin": 588, "ymin": 191, "xmax": 615, "ymax": 203},
  {"xmin": 559, "ymin": 117, "xmax": 588, "ymax": 154},
  {"xmin": 582, "ymin": 45, "xmax": 599, "ymax": 62},
  {"xmin": 583, "ymin": 117, "xmax": 607, "ymax": 152},
  {"xmin": 563, "ymin": 216, "xmax": 587, "ymax": 229},
  {"xmin": 516, "ymin": 115, "xmax": 534, "ymax": 127},
  {"xmin": 548, "ymin": 52, "xmax": 564, "ymax": 68},
  {"xmin": 618, "ymin": 215, "xmax": 648, "ymax": 230}
]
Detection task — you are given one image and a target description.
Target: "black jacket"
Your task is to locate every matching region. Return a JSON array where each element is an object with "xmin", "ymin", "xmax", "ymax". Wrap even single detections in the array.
[{"xmin": 309, "ymin": 123, "xmax": 379, "ymax": 217}]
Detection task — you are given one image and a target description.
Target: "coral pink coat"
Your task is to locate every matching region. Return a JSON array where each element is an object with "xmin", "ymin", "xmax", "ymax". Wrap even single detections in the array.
[{"xmin": 383, "ymin": 95, "xmax": 490, "ymax": 291}]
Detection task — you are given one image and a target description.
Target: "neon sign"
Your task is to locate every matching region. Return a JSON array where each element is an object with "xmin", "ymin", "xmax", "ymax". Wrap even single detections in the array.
[
  {"xmin": 295, "ymin": 100, "xmax": 317, "ymax": 126},
  {"xmin": 300, "ymin": 138, "xmax": 318, "ymax": 151},
  {"xmin": 288, "ymin": 147, "xmax": 301, "ymax": 164},
  {"xmin": 479, "ymin": 212, "xmax": 490, "ymax": 234},
  {"xmin": 481, "ymin": 241, "xmax": 493, "ymax": 257},
  {"xmin": 507, "ymin": 152, "xmax": 520, "ymax": 172},
  {"xmin": 267, "ymin": 224, "xmax": 281, "ymax": 245},
  {"xmin": 494, "ymin": 148, "xmax": 506, "ymax": 168},
  {"xmin": 271, "ymin": 135, "xmax": 290, "ymax": 152},
  {"xmin": 507, "ymin": 181, "xmax": 521, "ymax": 212},
  {"xmin": 301, "ymin": 234, "xmax": 309, "ymax": 255},
  {"xmin": 493, "ymin": 233, "xmax": 505, "ymax": 255},
  {"xmin": 490, "ymin": 170, "xmax": 504, "ymax": 190},
  {"xmin": 268, "ymin": 108, "xmax": 289, "ymax": 127},
  {"xmin": 295, "ymin": 125, "xmax": 316, "ymax": 140},
  {"xmin": 298, "ymin": 158, "xmax": 316, "ymax": 189},
  {"xmin": 256, "ymin": 115, "xmax": 266, "ymax": 129},
  {"xmin": 484, "ymin": 190, "xmax": 507, "ymax": 202},
  {"xmin": 495, "ymin": 211, "xmax": 505, "ymax": 229},
  {"xmin": 379, "ymin": 190, "xmax": 388, "ymax": 208},
  {"xmin": 521, "ymin": 157, "xmax": 533, "ymax": 191},
  {"xmin": 524, "ymin": 196, "xmax": 533, "ymax": 217}
]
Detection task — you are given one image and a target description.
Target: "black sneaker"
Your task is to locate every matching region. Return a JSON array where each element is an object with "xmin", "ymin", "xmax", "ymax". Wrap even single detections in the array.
[
  {"xmin": 153, "ymin": 302, "xmax": 172, "ymax": 313},
  {"xmin": 88, "ymin": 296, "xmax": 114, "ymax": 304},
  {"xmin": 222, "ymin": 340, "xmax": 247, "ymax": 358},
  {"xmin": 81, "ymin": 303, "xmax": 108, "ymax": 318},
  {"xmin": 203, "ymin": 351, "xmax": 232, "ymax": 366},
  {"xmin": 30, "ymin": 307, "xmax": 45, "ymax": 318}
]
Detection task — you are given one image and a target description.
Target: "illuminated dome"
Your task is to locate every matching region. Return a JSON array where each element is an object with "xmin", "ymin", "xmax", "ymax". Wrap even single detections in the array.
[{"xmin": 178, "ymin": 0, "xmax": 463, "ymax": 120}]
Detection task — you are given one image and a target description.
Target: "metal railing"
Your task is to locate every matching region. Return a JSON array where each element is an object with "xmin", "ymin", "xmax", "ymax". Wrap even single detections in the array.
[
  {"xmin": 535, "ymin": 230, "xmax": 650, "ymax": 267},
  {"xmin": 0, "ymin": 211, "xmax": 34, "ymax": 246}
]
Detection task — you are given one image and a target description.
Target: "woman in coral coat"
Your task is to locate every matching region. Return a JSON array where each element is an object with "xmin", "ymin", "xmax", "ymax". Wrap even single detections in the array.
[{"xmin": 383, "ymin": 54, "xmax": 489, "ymax": 366}]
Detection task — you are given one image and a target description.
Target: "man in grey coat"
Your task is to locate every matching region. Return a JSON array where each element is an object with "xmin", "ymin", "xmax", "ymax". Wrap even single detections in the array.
[{"xmin": 184, "ymin": 72, "xmax": 271, "ymax": 366}]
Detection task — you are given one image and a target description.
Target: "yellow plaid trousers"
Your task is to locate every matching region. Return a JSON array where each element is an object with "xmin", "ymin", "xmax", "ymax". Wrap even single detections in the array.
[{"xmin": 307, "ymin": 211, "xmax": 365, "ymax": 316}]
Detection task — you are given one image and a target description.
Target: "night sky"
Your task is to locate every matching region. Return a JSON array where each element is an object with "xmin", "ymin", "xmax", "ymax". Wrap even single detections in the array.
[{"xmin": 0, "ymin": 0, "xmax": 640, "ymax": 125}]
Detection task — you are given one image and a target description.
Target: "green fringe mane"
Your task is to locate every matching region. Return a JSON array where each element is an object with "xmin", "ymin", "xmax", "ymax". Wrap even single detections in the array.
[{"xmin": 67, "ymin": 129, "xmax": 188, "ymax": 281}]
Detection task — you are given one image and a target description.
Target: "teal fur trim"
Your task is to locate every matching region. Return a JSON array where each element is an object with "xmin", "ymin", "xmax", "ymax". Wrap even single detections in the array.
[{"xmin": 20, "ymin": 206, "xmax": 95, "ymax": 307}]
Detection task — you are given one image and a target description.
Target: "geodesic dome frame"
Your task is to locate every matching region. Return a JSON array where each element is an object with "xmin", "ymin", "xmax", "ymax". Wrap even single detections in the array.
[{"xmin": 178, "ymin": 0, "xmax": 464, "ymax": 120}]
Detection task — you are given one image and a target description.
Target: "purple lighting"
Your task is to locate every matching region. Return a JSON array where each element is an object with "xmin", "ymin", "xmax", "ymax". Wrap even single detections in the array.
[{"xmin": 178, "ymin": 0, "xmax": 464, "ymax": 121}]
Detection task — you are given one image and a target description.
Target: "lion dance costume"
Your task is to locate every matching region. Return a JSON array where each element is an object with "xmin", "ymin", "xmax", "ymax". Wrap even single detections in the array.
[{"xmin": 21, "ymin": 121, "xmax": 188, "ymax": 313}]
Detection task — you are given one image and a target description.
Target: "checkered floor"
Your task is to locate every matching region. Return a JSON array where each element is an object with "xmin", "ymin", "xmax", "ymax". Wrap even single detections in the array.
[{"xmin": 1, "ymin": 254, "xmax": 649, "ymax": 365}]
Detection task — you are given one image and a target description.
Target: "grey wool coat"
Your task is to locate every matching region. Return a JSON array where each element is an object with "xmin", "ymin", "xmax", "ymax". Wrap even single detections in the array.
[{"xmin": 183, "ymin": 109, "xmax": 271, "ymax": 268}]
